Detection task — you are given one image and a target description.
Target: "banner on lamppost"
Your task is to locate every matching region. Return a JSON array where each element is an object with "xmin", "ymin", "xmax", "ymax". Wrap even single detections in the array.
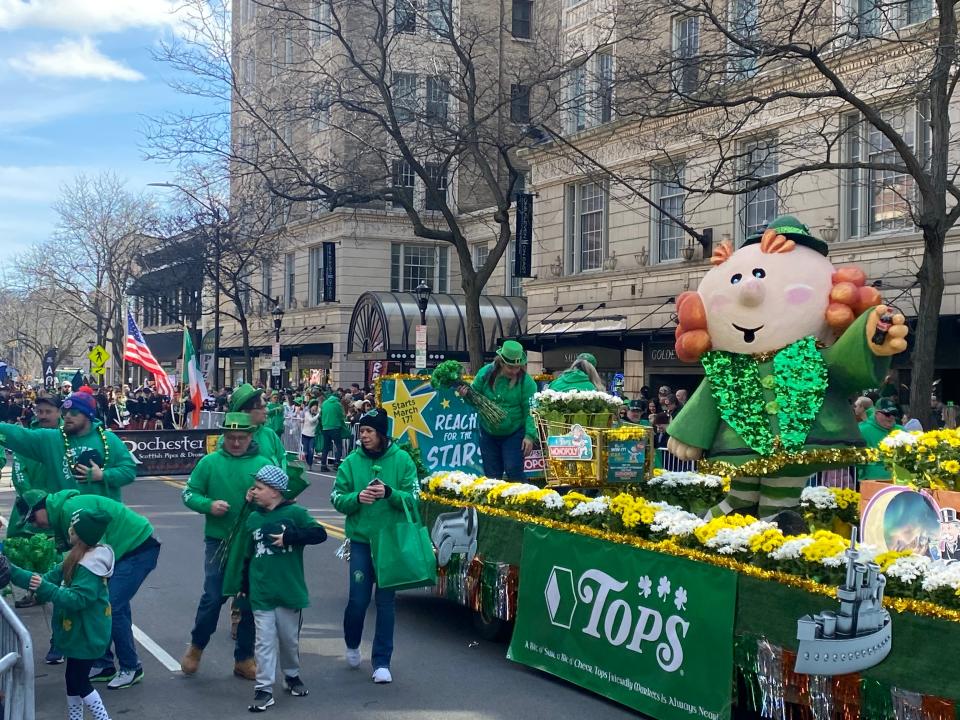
[
  {"xmin": 514, "ymin": 193, "xmax": 534, "ymax": 278},
  {"xmin": 415, "ymin": 324, "xmax": 427, "ymax": 369},
  {"xmin": 508, "ymin": 526, "xmax": 737, "ymax": 720},
  {"xmin": 42, "ymin": 348, "xmax": 57, "ymax": 389},
  {"xmin": 322, "ymin": 242, "xmax": 337, "ymax": 302}
]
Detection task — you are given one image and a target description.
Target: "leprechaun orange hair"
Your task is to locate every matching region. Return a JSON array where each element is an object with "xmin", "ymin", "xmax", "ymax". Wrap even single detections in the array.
[{"xmin": 675, "ymin": 235, "xmax": 881, "ymax": 362}]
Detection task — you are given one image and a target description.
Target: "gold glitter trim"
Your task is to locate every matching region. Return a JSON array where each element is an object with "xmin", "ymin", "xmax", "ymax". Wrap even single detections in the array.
[{"xmin": 699, "ymin": 447, "xmax": 871, "ymax": 477}]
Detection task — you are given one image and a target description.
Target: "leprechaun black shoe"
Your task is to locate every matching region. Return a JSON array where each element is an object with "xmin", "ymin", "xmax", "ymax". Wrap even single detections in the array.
[{"xmin": 248, "ymin": 690, "xmax": 274, "ymax": 713}]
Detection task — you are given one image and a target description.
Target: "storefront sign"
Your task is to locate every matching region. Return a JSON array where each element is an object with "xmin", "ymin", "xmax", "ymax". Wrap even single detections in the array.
[
  {"xmin": 43, "ymin": 348, "xmax": 57, "ymax": 389},
  {"xmin": 547, "ymin": 425, "xmax": 594, "ymax": 461},
  {"xmin": 543, "ymin": 346, "xmax": 622, "ymax": 371},
  {"xmin": 367, "ymin": 360, "xmax": 392, "ymax": 386},
  {"xmin": 607, "ymin": 436, "xmax": 647, "ymax": 483},
  {"xmin": 378, "ymin": 377, "xmax": 543, "ymax": 480},
  {"xmin": 645, "ymin": 341, "xmax": 684, "ymax": 366},
  {"xmin": 509, "ymin": 526, "xmax": 736, "ymax": 720},
  {"xmin": 514, "ymin": 193, "xmax": 534, "ymax": 278},
  {"xmin": 116, "ymin": 429, "xmax": 219, "ymax": 476},
  {"xmin": 322, "ymin": 242, "xmax": 337, "ymax": 302}
]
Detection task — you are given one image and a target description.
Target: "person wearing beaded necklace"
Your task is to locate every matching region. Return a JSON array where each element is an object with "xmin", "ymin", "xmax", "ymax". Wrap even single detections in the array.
[{"xmin": 0, "ymin": 391, "xmax": 136, "ymax": 503}]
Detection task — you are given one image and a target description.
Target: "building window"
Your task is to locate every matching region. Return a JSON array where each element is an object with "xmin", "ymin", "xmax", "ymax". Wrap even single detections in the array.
[
  {"xmin": 243, "ymin": 53, "xmax": 256, "ymax": 85},
  {"xmin": 270, "ymin": 33, "xmax": 279, "ymax": 78},
  {"xmin": 844, "ymin": 106, "xmax": 926, "ymax": 237},
  {"xmin": 427, "ymin": 0, "xmax": 452, "ymax": 34},
  {"xmin": 312, "ymin": 91, "xmax": 331, "ymax": 131},
  {"xmin": 563, "ymin": 52, "xmax": 614, "ymax": 134},
  {"xmin": 512, "ymin": 0, "xmax": 532, "ymax": 38},
  {"xmin": 426, "ymin": 76, "xmax": 449, "ymax": 123},
  {"xmin": 740, "ymin": 139, "xmax": 778, "ymax": 239},
  {"xmin": 425, "ymin": 162, "xmax": 448, "ymax": 211},
  {"xmin": 729, "ymin": 0, "xmax": 759, "ymax": 78},
  {"xmin": 597, "ymin": 50, "xmax": 614, "ymax": 123},
  {"xmin": 261, "ymin": 262, "xmax": 273, "ymax": 312},
  {"xmin": 848, "ymin": 0, "xmax": 932, "ymax": 37},
  {"xmin": 391, "ymin": 159, "xmax": 415, "ymax": 208},
  {"xmin": 474, "ymin": 244, "xmax": 490, "ymax": 294},
  {"xmin": 285, "ymin": 30, "xmax": 294, "ymax": 64},
  {"xmin": 396, "ymin": 0, "xmax": 416, "ymax": 33},
  {"xmin": 308, "ymin": 246, "xmax": 324, "ymax": 306},
  {"xmin": 564, "ymin": 63, "xmax": 587, "ymax": 134},
  {"xmin": 240, "ymin": 0, "xmax": 257, "ymax": 24},
  {"xmin": 310, "ymin": 0, "xmax": 332, "ymax": 44},
  {"xmin": 654, "ymin": 167, "xmax": 686, "ymax": 262},
  {"xmin": 672, "ymin": 16, "xmax": 700, "ymax": 94},
  {"xmin": 284, "ymin": 252, "xmax": 296, "ymax": 309},
  {"xmin": 391, "ymin": 244, "xmax": 449, "ymax": 292},
  {"xmin": 510, "ymin": 84, "xmax": 530, "ymax": 124},
  {"xmin": 564, "ymin": 180, "xmax": 607, "ymax": 273},
  {"xmin": 393, "ymin": 72, "xmax": 417, "ymax": 123}
]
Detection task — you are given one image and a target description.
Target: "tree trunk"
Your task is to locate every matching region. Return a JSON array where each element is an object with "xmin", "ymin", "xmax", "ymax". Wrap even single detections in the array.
[
  {"xmin": 463, "ymin": 282, "xmax": 485, "ymax": 373},
  {"xmin": 908, "ymin": 228, "xmax": 945, "ymax": 419},
  {"xmin": 240, "ymin": 315, "xmax": 252, "ymax": 386}
]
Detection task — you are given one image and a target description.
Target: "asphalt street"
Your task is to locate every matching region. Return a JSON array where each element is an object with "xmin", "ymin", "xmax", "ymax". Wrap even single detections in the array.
[{"xmin": 3, "ymin": 472, "xmax": 637, "ymax": 719}]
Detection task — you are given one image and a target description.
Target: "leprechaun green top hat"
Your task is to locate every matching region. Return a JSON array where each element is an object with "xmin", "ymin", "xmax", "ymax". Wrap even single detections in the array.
[{"xmin": 742, "ymin": 214, "xmax": 829, "ymax": 257}]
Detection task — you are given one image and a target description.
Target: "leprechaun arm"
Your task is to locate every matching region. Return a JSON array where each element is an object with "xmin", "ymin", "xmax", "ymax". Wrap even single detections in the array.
[
  {"xmin": 331, "ymin": 462, "xmax": 361, "ymax": 516},
  {"xmin": 823, "ymin": 309, "xmax": 889, "ymax": 394},
  {"xmin": 665, "ymin": 379, "xmax": 720, "ymax": 450},
  {"xmin": 101, "ymin": 431, "xmax": 136, "ymax": 490},
  {"xmin": 385, "ymin": 453, "xmax": 419, "ymax": 511},
  {"xmin": 182, "ymin": 458, "xmax": 214, "ymax": 514},
  {"xmin": 34, "ymin": 565, "xmax": 100, "ymax": 611}
]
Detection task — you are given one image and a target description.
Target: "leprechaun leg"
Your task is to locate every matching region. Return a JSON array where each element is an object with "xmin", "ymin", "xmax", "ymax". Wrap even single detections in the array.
[
  {"xmin": 757, "ymin": 475, "xmax": 810, "ymax": 519},
  {"xmin": 704, "ymin": 476, "xmax": 761, "ymax": 518}
]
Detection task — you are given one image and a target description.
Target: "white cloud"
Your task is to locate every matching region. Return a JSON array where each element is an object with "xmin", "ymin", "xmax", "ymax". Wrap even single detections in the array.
[
  {"xmin": 0, "ymin": 164, "xmax": 80, "ymax": 203},
  {"xmin": 9, "ymin": 37, "xmax": 144, "ymax": 81},
  {"xmin": 0, "ymin": 0, "xmax": 185, "ymax": 34}
]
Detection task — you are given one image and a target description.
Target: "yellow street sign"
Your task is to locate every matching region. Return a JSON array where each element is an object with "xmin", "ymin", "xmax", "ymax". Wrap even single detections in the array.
[{"xmin": 87, "ymin": 345, "xmax": 110, "ymax": 367}]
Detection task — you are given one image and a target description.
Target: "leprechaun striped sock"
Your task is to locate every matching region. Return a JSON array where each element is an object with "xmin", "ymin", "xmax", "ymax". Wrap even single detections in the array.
[
  {"xmin": 704, "ymin": 476, "xmax": 761, "ymax": 518},
  {"xmin": 757, "ymin": 475, "xmax": 809, "ymax": 520}
]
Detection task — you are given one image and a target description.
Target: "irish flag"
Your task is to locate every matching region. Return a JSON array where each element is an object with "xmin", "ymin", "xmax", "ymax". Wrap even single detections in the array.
[{"xmin": 182, "ymin": 329, "xmax": 210, "ymax": 428}]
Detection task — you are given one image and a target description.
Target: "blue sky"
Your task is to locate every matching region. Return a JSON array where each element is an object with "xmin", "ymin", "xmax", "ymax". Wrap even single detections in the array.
[{"xmin": 0, "ymin": 1, "xmax": 221, "ymax": 257}]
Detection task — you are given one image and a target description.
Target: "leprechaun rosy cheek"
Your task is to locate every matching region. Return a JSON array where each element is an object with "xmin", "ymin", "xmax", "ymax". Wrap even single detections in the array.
[
  {"xmin": 709, "ymin": 293, "xmax": 732, "ymax": 313},
  {"xmin": 784, "ymin": 284, "xmax": 814, "ymax": 305}
]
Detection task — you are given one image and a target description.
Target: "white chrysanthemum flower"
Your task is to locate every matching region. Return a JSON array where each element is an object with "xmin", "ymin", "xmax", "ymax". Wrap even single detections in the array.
[
  {"xmin": 649, "ymin": 507, "xmax": 705, "ymax": 536},
  {"xmin": 885, "ymin": 555, "xmax": 932, "ymax": 583},
  {"xmin": 880, "ymin": 430, "xmax": 919, "ymax": 449},
  {"xmin": 769, "ymin": 537, "xmax": 815, "ymax": 561},
  {"xmin": 499, "ymin": 483, "xmax": 542, "ymax": 497},
  {"xmin": 705, "ymin": 521, "xmax": 777, "ymax": 555},
  {"xmin": 919, "ymin": 559, "xmax": 960, "ymax": 592},
  {"xmin": 649, "ymin": 471, "xmax": 725, "ymax": 489},
  {"xmin": 799, "ymin": 486, "xmax": 838, "ymax": 509},
  {"xmin": 568, "ymin": 497, "xmax": 611, "ymax": 517}
]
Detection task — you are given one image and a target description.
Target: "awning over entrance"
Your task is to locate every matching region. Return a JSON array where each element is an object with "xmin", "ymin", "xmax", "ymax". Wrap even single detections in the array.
[
  {"xmin": 142, "ymin": 330, "xmax": 184, "ymax": 363},
  {"xmin": 347, "ymin": 292, "xmax": 526, "ymax": 362},
  {"xmin": 218, "ymin": 325, "xmax": 329, "ymax": 351}
]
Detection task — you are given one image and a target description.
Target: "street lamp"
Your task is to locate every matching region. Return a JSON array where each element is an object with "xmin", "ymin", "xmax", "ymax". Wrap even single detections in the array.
[
  {"xmin": 414, "ymin": 281, "xmax": 431, "ymax": 371},
  {"xmin": 271, "ymin": 298, "xmax": 285, "ymax": 389},
  {"xmin": 414, "ymin": 281, "xmax": 432, "ymax": 326},
  {"xmin": 87, "ymin": 340, "xmax": 95, "ymax": 382}
]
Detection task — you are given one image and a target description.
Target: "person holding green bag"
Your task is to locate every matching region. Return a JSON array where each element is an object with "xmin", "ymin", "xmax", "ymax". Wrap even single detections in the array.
[{"xmin": 331, "ymin": 409, "xmax": 419, "ymax": 685}]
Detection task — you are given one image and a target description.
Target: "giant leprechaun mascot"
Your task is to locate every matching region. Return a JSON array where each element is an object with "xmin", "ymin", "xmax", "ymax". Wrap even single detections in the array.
[{"xmin": 666, "ymin": 215, "xmax": 908, "ymax": 519}]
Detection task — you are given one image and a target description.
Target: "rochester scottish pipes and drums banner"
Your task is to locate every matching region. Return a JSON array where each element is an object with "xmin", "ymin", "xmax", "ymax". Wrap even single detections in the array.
[
  {"xmin": 508, "ymin": 526, "xmax": 737, "ymax": 720},
  {"xmin": 378, "ymin": 376, "xmax": 544, "ymax": 479},
  {"xmin": 116, "ymin": 429, "xmax": 220, "ymax": 476}
]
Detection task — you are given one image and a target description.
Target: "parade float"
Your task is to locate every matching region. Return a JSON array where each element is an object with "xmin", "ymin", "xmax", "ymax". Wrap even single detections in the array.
[{"xmin": 378, "ymin": 217, "xmax": 960, "ymax": 720}]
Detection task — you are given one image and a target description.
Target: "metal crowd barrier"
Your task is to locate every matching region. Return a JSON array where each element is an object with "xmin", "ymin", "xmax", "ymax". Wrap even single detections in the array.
[
  {"xmin": 657, "ymin": 448, "xmax": 699, "ymax": 472},
  {"xmin": 806, "ymin": 465, "xmax": 858, "ymax": 490},
  {"xmin": 0, "ymin": 598, "xmax": 35, "ymax": 720}
]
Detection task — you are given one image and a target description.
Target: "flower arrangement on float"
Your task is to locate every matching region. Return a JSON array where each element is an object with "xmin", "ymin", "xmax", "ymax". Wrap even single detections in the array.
[
  {"xmin": 876, "ymin": 428, "xmax": 960, "ymax": 489},
  {"xmin": 420, "ymin": 471, "xmax": 960, "ymax": 610},
  {"xmin": 532, "ymin": 389, "xmax": 624, "ymax": 431}
]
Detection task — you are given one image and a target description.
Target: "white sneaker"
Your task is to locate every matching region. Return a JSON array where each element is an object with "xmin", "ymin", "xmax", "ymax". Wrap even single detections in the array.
[
  {"xmin": 107, "ymin": 668, "xmax": 143, "ymax": 689},
  {"xmin": 372, "ymin": 667, "xmax": 392, "ymax": 684},
  {"xmin": 345, "ymin": 648, "xmax": 362, "ymax": 668}
]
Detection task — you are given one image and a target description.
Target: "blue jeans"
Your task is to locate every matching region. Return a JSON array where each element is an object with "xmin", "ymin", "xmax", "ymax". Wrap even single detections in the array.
[
  {"xmin": 321, "ymin": 429, "xmax": 342, "ymax": 466},
  {"xmin": 343, "ymin": 541, "xmax": 395, "ymax": 669},
  {"xmin": 300, "ymin": 434, "xmax": 315, "ymax": 468},
  {"xmin": 478, "ymin": 427, "xmax": 525, "ymax": 481},
  {"xmin": 190, "ymin": 538, "xmax": 255, "ymax": 661},
  {"xmin": 95, "ymin": 541, "xmax": 160, "ymax": 672}
]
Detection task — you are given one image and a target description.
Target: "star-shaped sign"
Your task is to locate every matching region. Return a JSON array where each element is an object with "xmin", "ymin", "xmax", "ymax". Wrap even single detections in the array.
[
  {"xmin": 441, "ymin": 399, "xmax": 451, "ymax": 409},
  {"xmin": 382, "ymin": 381, "xmax": 436, "ymax": 439}
]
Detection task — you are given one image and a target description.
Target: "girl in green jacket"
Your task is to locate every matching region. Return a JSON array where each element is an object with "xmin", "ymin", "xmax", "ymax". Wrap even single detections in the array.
[{"xmin": 8, "ymin": 508, "xmax": 115, "ymax": 720}]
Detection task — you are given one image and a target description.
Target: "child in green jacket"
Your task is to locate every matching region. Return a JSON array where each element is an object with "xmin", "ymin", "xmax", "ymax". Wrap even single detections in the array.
[
  {"xmin": 7, "ymin": 508, "xmax": 115, "ymax": 720},
  {"xmin": 243, "ymin": 465, "xmax": 327, "ymax": 713}
]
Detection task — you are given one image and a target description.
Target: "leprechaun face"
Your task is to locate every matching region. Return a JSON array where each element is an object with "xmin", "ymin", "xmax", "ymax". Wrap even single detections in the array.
[{"xmin": 698, "ymin": 244, "xmax": 834, "ymax": 354}]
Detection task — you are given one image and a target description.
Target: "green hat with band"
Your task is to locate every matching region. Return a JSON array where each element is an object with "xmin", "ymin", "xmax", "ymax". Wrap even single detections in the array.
[
  {"xmin": 577, "ymin": 352, "xmax": 598, "ymax": 367},
  {"xmin": 220, "ymin": 412, "xmax": 257, "ymax": 432},
  {"xmin": 229, "ymin": 383, "xmax": 264, "ymax": 412},
  {"xmin": 496, "ymin": 340, "xmax": 527, "ymax": 366},
  {"xmin": 70, "ymin": 508, "xmax": 112, "ymax": 546},
  {"xmin": 742, "ymin": 214, "xmax": 829, "ymax": 257}
]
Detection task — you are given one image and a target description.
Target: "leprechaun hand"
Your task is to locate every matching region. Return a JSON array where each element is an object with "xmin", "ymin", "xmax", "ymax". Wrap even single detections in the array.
[
  {"xmin": 667, "ymin": 437, "xmax": 704, "ymax": 461},
  {"xmin": 866, "ymin": 304, "xmax": 908, "ymax": 357}
]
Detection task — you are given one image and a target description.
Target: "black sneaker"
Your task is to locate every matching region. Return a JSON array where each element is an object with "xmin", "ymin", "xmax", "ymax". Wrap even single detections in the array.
[
  {"xmin": 284, "ymin": 675, "xmax": 309, "ymax": 697},
  {"xmin": 248, "ymin": 690, "xmax": 274, "ymax": 713},
  {"xmin": 89, "ymin": 667, "xmax": 117, "ymax": 683}
]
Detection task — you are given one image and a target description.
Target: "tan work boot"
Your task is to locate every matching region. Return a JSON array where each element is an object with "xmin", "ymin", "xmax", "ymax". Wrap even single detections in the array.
[
  {"xmin": 233, "ymin": 658, "xmax": 257, "ymax": 680},
  {"xmin": 180, "ymin": 644, "xmax": 203, "ymax": 675}
]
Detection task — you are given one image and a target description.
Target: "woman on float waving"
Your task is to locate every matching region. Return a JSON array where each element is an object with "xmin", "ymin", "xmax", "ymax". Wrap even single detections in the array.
[{"xmin": 460, "ymin": 341, "xmax": 538, "ymax": 481}]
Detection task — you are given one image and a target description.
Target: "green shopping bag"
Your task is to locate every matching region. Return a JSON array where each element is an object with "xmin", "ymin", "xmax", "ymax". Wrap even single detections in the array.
[{"xmin": 370, "ymin": 496, "xmax": 437, "ymax": 592}]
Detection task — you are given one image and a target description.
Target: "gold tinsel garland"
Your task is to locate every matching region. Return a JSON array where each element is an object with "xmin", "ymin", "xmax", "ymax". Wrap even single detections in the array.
[
  {"xmin": 699, "ymin": 446, "xmax": 872, "ymax": 478},
  {"xmin": 419, "ymin": 491, "xmax": 960, "ymax": 624}
]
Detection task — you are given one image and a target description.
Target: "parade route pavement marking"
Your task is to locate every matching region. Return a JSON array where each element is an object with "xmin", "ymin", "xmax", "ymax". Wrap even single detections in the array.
[{"xmin": 133, "ymin": 624, "xmax": 182, "ymax": 673}]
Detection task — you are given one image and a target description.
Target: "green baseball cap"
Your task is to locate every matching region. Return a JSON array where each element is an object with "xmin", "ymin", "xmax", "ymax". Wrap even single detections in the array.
[
  {"xmin": 742, "ymin": 214, "xmax": 829, "ymax": 256},
  {"xmin": 875, "ymin": 398, "xmax": 900, "ymax": 416},
  {"xmin": 229, "ymin": 383, "xmax": 264, "ymax": 412},
  {"xmin": 220, "ymin": 412, "xmax": 257, "ymax": 432},
  {"xmin": 496, "ymin": 340, "xmax": 527, "ymax": 366}
]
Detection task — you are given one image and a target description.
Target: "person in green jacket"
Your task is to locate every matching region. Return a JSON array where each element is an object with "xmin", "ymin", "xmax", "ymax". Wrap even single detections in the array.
[
  {"xmin": 181, "ymin": 412, "xmax": 270, "ymax": 681},
  {"xmin": 857, "ymin": 398, "xmax": 902, "ymax": 480},
  {"xmin": 218, "ymin": 384, "xmax": 287, "ymax": 470},
  {"xmin": 465, "ymin": 340, "xmax": 537, "ymax": 481},
  {"xmin": 243, "ymin": 465, "xmax": 326, "ymax": 712},
  {"xmin": 266, "ymin": 391, "xmax": 285, "ymax": 438},
  {"xmin": 548, "ymin": 353, "xmax": 605, "ymax": 392},
  {"xmin": 319, "ymin": 392, "xmax": 346, "ymax": 471},
  {"xmin": 331, "ymin": 408, "xmax": 418, "ymax": 684},
  {"xmin": 18, "ymin": 487, "xmax": 159, "ymax": 688},
  {"xmin": 0, "ymin": 391, "xmax": 135, "ymax": 503},
  {"xmin": 7, "ymin": 507, "xmax": 115, "ymax": 720}
]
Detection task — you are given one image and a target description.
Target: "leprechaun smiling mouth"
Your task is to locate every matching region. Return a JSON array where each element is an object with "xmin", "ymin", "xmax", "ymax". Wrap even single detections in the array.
[{"xmin": 732, "ymin": 323, "xmax": 764, "ymax": 343}]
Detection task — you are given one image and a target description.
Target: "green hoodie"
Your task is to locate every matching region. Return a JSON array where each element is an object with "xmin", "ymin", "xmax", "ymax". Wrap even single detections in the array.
[
  {"xmin": 857, "ymin": 417, "xmax": 902, "ymax": 480},
  {"xmin": 470, "ymin": 363, "xmax": 537, "ymax": 440},
  {"xmin": 9, "ymin": 546, "xmax": 114, "ymax": 660},
  {"xmin": 183, "ymin": 444, "xmax": 271, "ymax": 540},
  {"xmin": 267, "ymin": 401, "xmax": 285, "ymax": 436},
  {"xmin": 44, "ymin": 489, "xmax": 154, "ymax": 559},
  {"xmin": 321, "ymin": 394, "xmax": 345, "ymax": 431},
  {"xmin": 331, "ymin": 442, "xmax": 418, "ymax": 544},
  {"xmin": 8, "ymin": 421, "xmax": 46, "ymax": 538},
  {"xmin": 0, "ymin": 421, "xmax": 135, "ymax": 502},
  {"xmin": 549, "ymin": 370, "xmax": 599, "ymax": 392}
]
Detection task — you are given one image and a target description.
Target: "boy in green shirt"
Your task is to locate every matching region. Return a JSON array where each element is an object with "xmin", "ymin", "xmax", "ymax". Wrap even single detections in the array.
[{"xmin": 243, "ymin": 465, "xmax": 327, "ymax": 712}]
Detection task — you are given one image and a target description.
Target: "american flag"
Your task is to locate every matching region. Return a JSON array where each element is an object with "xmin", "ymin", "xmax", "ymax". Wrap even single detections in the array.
[{"xmin": 125, "ymin": 311, "xmax": 174, "ymax": 398}]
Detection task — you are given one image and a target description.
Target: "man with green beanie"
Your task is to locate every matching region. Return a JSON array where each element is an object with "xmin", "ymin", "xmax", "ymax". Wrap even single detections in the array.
[
  {"xmin": 181, "ymin": 412, "xmax": 270, "ymax": 681},
  {"xmin": 17, "ymin": 488, "xmax": 160, "ymax": 689},
  {"xmin": 219, "ymin": 384, "xmax": 287, "ymax": 470},
  {"xmin": 0, "ymin": 391, "xmax": 136, "ymax": 502},
  {"xmin": 548, "ymin": 352, "xmax": 605, "ymax": 392},
  {"xmin": 858, "ymin": 398, "xmax": 902, "ymax": 480}
]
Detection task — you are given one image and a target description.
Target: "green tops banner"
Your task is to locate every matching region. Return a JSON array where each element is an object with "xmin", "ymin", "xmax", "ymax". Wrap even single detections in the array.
[{"xmin": 508, "ymin": 526, "xmax": 737, "ymax": 720}]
